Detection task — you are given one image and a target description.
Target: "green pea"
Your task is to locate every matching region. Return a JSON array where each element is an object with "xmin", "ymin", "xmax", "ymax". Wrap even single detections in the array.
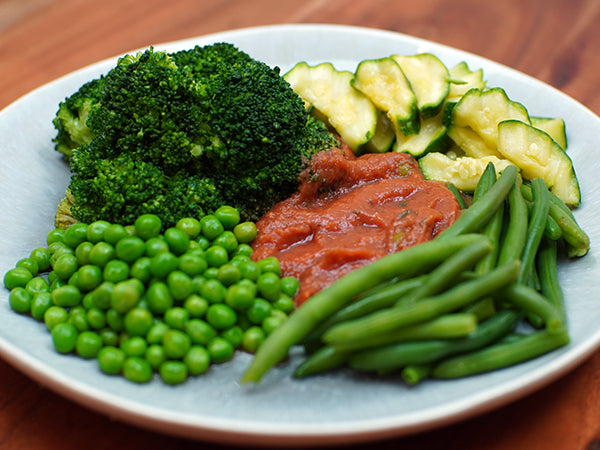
[
  {"xmin": 115, "ymin": 236, "xmax": 146, "ymax": 263},
  {"xmin": 203, "ymin": 267, "xmax": 219, "ymax": 280},
  {"xmin": 195, "ymin": 235, "xmax": 210, "ymax": 251},
  {"xmin": 212, "ymin": 231, "xmax": 239, "ymax": 254},
  {"xmin": 124, "ymin": 307, "xmax": 154, "ymax": 336},
  {"xmin": 217, "ymin": 263, "xmax": 241, "ymax": 286},
  {"xmin": 91, "ymin": 281, "xmax": 114, "ymax": 310},
  {"xmin": 86, "ymin": 220, "xmax": 111, "ymax": 244},
  {"xmin": 31, "ymin": 292, "xmax": 53, "ymax": 320},
  {"xmin": 237, "ymin": 279, "xmax": 257, "ymax": 297},
  {"xmin": 145, "ymin": 344, "xmax": 166, "ymax": 370},
  {"xmin": 99, "ymin": 328, "xmax": 120, "ymax": 347},
  {"xmin": 221, "ymin": 325, "xmax": 243, "ymax": 348},
  {"xmin": 25, "ymin": 276, "xmax": 50, "ymax": 296},
  {"xmin": 130, "ymin": 257, "xmax": 152, "ymax": 283},
  {"xmin": 176, "ymin": 217, "xmax": 201, "ymax": 239},
  {"xmin": 4, "ymin": 267, "xmax": 33, "ymax": 290},
  {"xmin": 162, "ymin": 329, "xmax": 191, "ymax": 359},
  {"xmin": 44, "ymin": 305, "xmax": 68, "ymax": 330},
  {"xmin": 51, "ymin": 322, "xmax": 78, "ymax": 353},
  {"xmin": 134, "ymin": 214, "xmax": 162, "ymax": 240},
  {"xmin": 110, "ymin": 279, "xmax": 142, "ymax": 313},
  {"xmin": 280, "ymin": 276, "xmax": 300, "ymax": 298},
  {"xmin": 63, "ymin": 223, "xmax": 88, "ymax": 249},
  {"xmin": 97, "ymin": 346, "xmax": 126, "ymax": 374},
  {"xmin": 49, "ymin": 277, "xmax": 67, "ymax": 292},
  {"xmin": 105, "ymin": 308, "xmax": 124, "ymax": 332},
  {"xmin": 30, "ymin": 247, "xmax": 51, "ymax": 272},
  {"xmin": 75, "ymin": 241, "xmax": 94, "ymax": 266},
  {"xmin": 178, "ymin": 253, "xmax": 207, "ymax": 278},
  {"xmin": 232, "ymin": 243, "xmax": 254, "ymax": 259},
  {"xmin": 145, "ymin": 237, "xmax": 169, "ymax": 257},
  {"xmin": 121, "ymin": 336, "xmax": 148, "ymax": 357},
  {"xmin": 167, "ymin": 270, "xmax": 193, "ymax": 301},
  {"xmin": 184, "ymin": 319, "xmax": 216, "ymax": 345},
  {"xmin": 238, "ymin": 260, "xmax": 261, "ymax": 282},
  {"xmin": 164, "ymin": 227, "xmax": 190, "ymax": 256},
  {"xmin": 9, "ymin": 287, "xmax": 32, "ymax": 314},
  {"xmin": 150, "ymin": 252, "xmax": 179, "ymax": 279},
  {"xmin": 16, "ymin": 257, "xmax": 39, "ymax": 277},
  {"xmin": 242, "ymin": 326, "xmax": 266, "ymax": 353},
  {"xmin": 205, "ymin": 245, "xmax": 229, "ymax": 268},
  {"xmin": 184, "ymin": 345, "xmax": 210, "ymax": 375},
  {"xmin": 272, "ymin": 294, "xmax": 295, "ymax": 314},
  {"xmin": 52, "ymin": 284, "xmax": 82, "ymax": 308},
  {"xmin": 257, "ymin": 256, "xmax": 281, "ymax": 276},
  {"xmin": 207, "ymin": 337, "xmax": 234, "ymax": 363},
  {"xmin": 146, "ymin": 282, "xmax": 173, "ymax": 314},
  {"xmin": 263, "ymin": 313, "xmax": 287, "ymax": 335},
  {"xmin": 122, "ymin": 356, "xmax": 153, "ymax": 383},
  {"xmin": 146, "ymin": 321, "xmax": 169, "ymax": 345},
  {"xmin": 159, "ymin": 360, "xmax": 188, "ymax": 385},
  {"xmin": 164, "ymin": 307, "xmax": 189, "ymax": 330},
  {"xmin": 225, "ymin": 284, "xmax": 255, "ymax": 311},
  {"xmin": 206, "ymin": 304, "xmax": 237, "ymax": 330},
  {"xmin": 82, "ymin": 292, "xmax": 95, "ymax": 309},
  {"xmin": 233, "ymin": 221, "xmax": 257, "ymax": 244},
  {"xmin": 103, "ymin": 224, "xmax": 129, "ymax": 246},
  {"xmin": 246, "ymin": 298, "xmax": 272, "ymax": 325},
  {"xmin": 103, "ymin": 259, "xmax": 130, "ymax": 284},
  {"xmin": 75, "ymin": 331, "xmax": 103, "ymax": 358},
  {"xmin": 77, "ymin": 265, "xmax": 103, "ymax": 291},
  {"xmin": 256, "ymin": 272, "xmax": 281, "ymax": 301},
  {"xmin": 52, "ymin": 253, "xmax": 78, "ymax": 281},
  {"xmin": 86, "ymin": 307, "xmax": 107, "ymax": 330},
  {"xmin": 47, "ymin": 227, "xmax": 66, "ymax": 246},
  {"xmin": 89, "ymin": 242, "xmax": 116, "ymax": 268},
  {"xmin": 184, "ymin": 295, "xmax": 209, "ymax": 318},
  {"xmin": 68, "ymin": 306, "xmax": 89, "ymax": 332},
  {"xmin": 199, "ymin": 278, "xmax": 226, "ymax": 303}
]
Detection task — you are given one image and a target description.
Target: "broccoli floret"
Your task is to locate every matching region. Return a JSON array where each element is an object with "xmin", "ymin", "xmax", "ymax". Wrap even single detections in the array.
[{"xmin": 54, "ymin": 43, "xmax": 338, "ymax": 228}]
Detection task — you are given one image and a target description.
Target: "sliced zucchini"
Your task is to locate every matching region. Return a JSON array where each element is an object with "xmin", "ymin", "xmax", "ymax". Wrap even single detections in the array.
[
  {"xmin": 452, "ymin": 87, "xmax": 530, "ymax": 149},
  {"xmin": 419, "ymin": 152, "xmax": 516, "ymax": 192},
  {"xmin": 365, "ymin": 109, "xmax": 396, "ymax": 153},
  {"xmin": 393, "ymin": 112, "xmax": 449, "ymax": 157},
  {"xmin": 352, "ymin": 57, "xmax": 420, "ymax": 136},
  {"xmin": 391, "ymin": 53, "xmax": 450, "ymax": 120},
  {"xmin": 531, "ymin": 116, "xmax": 568, "ymax": 149},
  {"xmin": 497, "ymin": 119, "xmax": 580, "ymax": 206},
  {"xmin": 447, "ymin": 125, "xmax": 503, "ymax": 158},
  {"xmin": 447, "ymin": 61, "xmax": 487, "ymax": 102},
  {"xmin": 284, "ymin": 62, "xmax": 377, "ymax": 152}
]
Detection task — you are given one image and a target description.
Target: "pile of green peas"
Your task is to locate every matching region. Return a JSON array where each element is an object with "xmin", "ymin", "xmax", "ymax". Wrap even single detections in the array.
[{"xmin": 3, "ymin": 205, "xmax": 299, "ymax": 385}]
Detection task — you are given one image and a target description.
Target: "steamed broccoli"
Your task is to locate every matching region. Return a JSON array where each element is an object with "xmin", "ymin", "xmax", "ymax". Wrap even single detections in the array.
[{"xmin": 53, "ymin": 43, "xmax": 338, "ymax": 228}]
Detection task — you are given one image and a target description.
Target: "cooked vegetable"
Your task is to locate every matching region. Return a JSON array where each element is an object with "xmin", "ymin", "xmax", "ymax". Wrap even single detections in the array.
[{"xmin": 53, "ymin": 43, "xmax": 339, "ymax": 228}]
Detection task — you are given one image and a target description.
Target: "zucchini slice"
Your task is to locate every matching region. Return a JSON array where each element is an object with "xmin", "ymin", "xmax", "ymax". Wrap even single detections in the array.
[
  {"xmin": 284, "ymin": 62, "xmax": 377, "ymax": 152},
  {"xmin": 452, "ymin": 87, "xmax": 530, "ymax": 149},
  {"xmin": 352, "ymin": 57, "xmax": 420, "ymax": 136},
  {"xmin": 447, "ymin": 61, "xmax": 487, "ymax": 102},
  {"xmin": 365, "ymin": 109, "xmax": 396, "ymax": 153},
  {"xmin": 447, "ymin": 125, "xmax": 503, "ymax": 158},
  {"xmin": 531, "ymin": 116, "xmax": 568, "ymax": 150},
  {"xmin": 419, "ymin": 152, "xmax": 516, "ymax": 192},
  {"xmin": 394, "ymin": 112, "xmax": 449, "ymax": 157},
  {"xmin": 497, "ymin": 119, "xmax": 580, "ymax": 206},
  {"xmin": 391, "ymin": 53, "xmax": 450, "ymax": 120}
]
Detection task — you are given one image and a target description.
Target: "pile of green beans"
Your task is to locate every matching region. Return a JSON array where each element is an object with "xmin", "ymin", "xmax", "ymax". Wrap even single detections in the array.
[
  {"xmin": 242, "ymin": 163, "xmax": 589, "ymax": 385},
  {"xmin": 4, "ymin": 206, "xmax": 298, "ymax": 385}
]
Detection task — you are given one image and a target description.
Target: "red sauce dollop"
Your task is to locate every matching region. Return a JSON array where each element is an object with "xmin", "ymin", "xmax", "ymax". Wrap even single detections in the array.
[{"xmin": 251, "ymin": 145, "xmax": 461, "ymax": 305}]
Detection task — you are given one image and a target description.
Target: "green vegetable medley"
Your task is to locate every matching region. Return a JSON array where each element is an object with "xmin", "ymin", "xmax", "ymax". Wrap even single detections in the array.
[{"xmin": 4, "ymin": 206, "xmax": 298, "ymax": 385}]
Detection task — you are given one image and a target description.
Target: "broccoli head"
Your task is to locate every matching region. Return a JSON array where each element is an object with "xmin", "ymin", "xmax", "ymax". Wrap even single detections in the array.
[{"xmin": 54, "ymin": 43, "xmax": 339, "ymax": 228}]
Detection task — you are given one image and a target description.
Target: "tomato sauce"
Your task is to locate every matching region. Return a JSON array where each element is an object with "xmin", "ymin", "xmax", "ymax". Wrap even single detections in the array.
[{"xmin": 251, "ymin": 145, "xmax": 461, "ymax": 305}]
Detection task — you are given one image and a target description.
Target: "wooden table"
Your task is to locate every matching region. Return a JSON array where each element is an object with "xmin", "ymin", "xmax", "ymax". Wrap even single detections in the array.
[{"xmin": 1, "ymin": 1, "xmax": 599, "ymax": 448}]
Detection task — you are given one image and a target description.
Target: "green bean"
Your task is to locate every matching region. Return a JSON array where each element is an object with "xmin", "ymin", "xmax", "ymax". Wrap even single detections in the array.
[
  {"xmin": 241, "ymin": 233, "xmax": 488, "ymax": 383},
  {"xmin": 496, "ymin": 283, "xmax": 565, "ymax": 332},
  {"xmin": 431, "ymin": 327, "xmax": 569, "ymax": 379},
  {"xmin": 497, "ymin": 182, "xmax": 528, "ymax": 266},
  {"xmin": 446, "ymin": 182, "xmax": 468, "ymax": 209},
  {"xmin": 461, "ymin": 297, "xmax": 497, "ymax": 321},
  {"xmin": 436, "ymin": 164, "xmax": 518, "ymax": 240},
  {"xmin": 293, "ymin": 345, "xmax": 351, "ymax": 378},
  {"xmin": 519, "ymin": 178, "xmax": 549, "ymax": 285},
  {"xmin": 401, "ymin": 364, "xmax": 432, "ymax": 386},
  {"xmin": 536, "ymin": 238, "xmax": 566, "ymax": 324},
  {"xmin": 323, "ymin": 260, "xmax": 520, "ymax": 347},
  {"xmin": 331, "ymin": 313, "xmax": 478, "ymax": 352},
  {"xmin": 301, "ymin": 275, "xmax": 427, "ymax": 349},
  {"xmin": 348, "ymin": 310, "xmax": 521, "ymax": 372},
  {"xmin": 521, "ymin": 184, "xmax": 589, "ymax": 257},
  {"xmin": 544, "ymin": 215, "xmax": 562, "ymax": 241}
]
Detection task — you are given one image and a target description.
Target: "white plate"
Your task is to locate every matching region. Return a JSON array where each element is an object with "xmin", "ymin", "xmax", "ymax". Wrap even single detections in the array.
[{"xmin": 0, "ymin": 24, "xmax": 598, "ymax": 447}]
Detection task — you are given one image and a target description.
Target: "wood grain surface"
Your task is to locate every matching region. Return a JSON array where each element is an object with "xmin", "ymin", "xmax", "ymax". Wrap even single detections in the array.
[{"xmin": 1, "ymin": 1, "xmax": 600, "ymax": 449}]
